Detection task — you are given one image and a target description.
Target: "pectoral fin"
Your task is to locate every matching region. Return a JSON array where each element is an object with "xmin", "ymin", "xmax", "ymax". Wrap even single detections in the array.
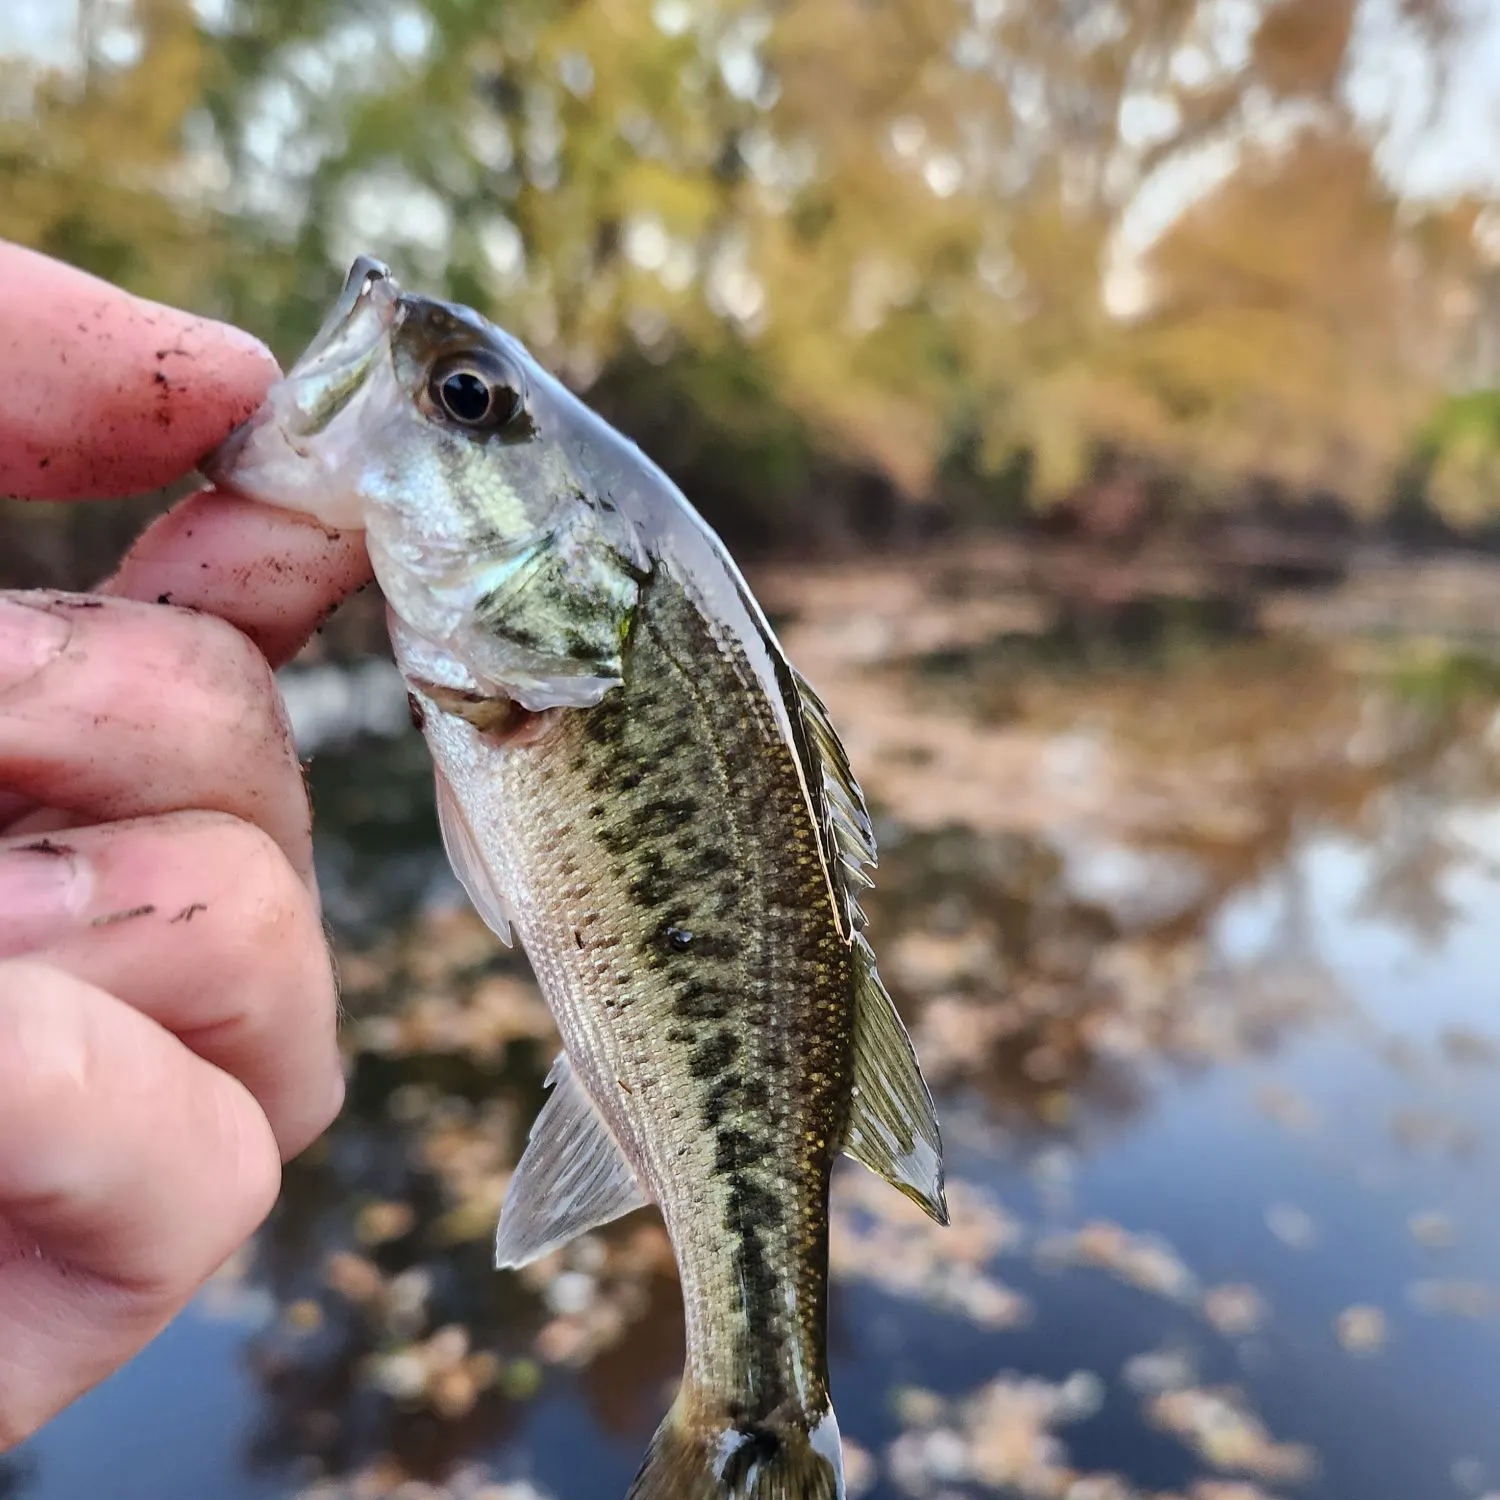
[
  {"xmin": 843, "ymin": 933, "xmax": 948, "ymax": 1224},
  {"xmin": 433, "ymin": 763, "xmax": 516, "ymax": 945},
  {"xmin": 494, "ymin": 1054, "xmax": 652, "ymax": 1268}
]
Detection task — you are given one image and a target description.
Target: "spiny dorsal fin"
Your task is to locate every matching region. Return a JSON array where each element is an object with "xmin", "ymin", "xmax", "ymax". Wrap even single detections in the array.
[
  {"xmin": 494, "ymin": 1054, "xmax": 652, "ymax": 1268},
  {"xmin": 844, "ymin": 933, "xmax": 948, "ymax": 1225},
  {"xmin": 786, "ymin": 666, "xmax": 877, "ymax": 935}
]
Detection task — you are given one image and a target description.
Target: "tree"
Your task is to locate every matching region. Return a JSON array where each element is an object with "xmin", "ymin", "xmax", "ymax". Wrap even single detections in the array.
[
  {"xmin": 0, "ymin": 0, "xmax": 1493, "ymax": 535},
  {"xmin": 1097, "ymin": 129, "xmax": 1454, "ymax": 504}
]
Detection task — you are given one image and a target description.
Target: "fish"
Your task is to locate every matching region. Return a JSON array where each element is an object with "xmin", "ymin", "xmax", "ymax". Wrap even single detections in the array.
[{"xmin": 205, "ymin": 257, "xmax": 947, "ymax": 1500}]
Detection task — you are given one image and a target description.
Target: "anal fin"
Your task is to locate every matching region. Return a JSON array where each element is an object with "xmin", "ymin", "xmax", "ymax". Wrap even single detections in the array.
[
  {"xmin": 843, "ymin": 933, "xmax": 948, "ymax": 1225},
  {"xmin": 495, "ymin": 1054, "xmax": 652, "ymax": 1268}
]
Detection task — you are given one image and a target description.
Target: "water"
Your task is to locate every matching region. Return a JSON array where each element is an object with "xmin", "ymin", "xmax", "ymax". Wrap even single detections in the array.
[{"xmin": 11, "ymin": 556, "xmax": 1500, "ymax": 1500}]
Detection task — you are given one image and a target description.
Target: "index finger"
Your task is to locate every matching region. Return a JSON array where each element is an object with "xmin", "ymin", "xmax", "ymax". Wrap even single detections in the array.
[{"xmin": 0, "ymin": 241, "xmax": 278, "ymax": 501}]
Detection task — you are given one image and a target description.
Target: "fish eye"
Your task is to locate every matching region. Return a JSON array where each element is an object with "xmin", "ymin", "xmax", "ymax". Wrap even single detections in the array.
[{"xmin": 428, "ymin": 352, "xmax": 523, "ymax": 429}]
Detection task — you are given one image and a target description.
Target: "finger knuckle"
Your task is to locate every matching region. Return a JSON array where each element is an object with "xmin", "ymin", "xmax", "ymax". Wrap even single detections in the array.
[
  {"xmin": 220, "ymin": 1092, "xmax": 284, "ymax": 1238},
  {"xmin": 161, "ymin": 814, "xmax": 312, "ymax": 980},
  {"xmin": 214, "ymin": 817, "xmax": 336, "ymax": 1006},
  {"xmin": 155, "ymin": 816, "xmax": 340, "ymax": 1162},
  {"xmin": 108, "ymin": 605, "xmax": 282, "ymax": 757},
  {"xmin": 223, "ymin": 816, "xmax": 301, "ymax": 916},
  {"xmin": 209, "ymin": 823, "xmax": 324, "ymax": 974},
  {"xmin": 309, "ymin": 1055, "xmax": 347, "ymax": 1142},
  {"xmin": 125, "ymin": 1086, "xmax": 282, "ymax": 1296},
  {"xmin": 183, "ymin": 613, "xmax": 287, "ymax": 738},
  {"xmin": 0, "ymin": 961, "xmax": 96, "ymax": 1110}
]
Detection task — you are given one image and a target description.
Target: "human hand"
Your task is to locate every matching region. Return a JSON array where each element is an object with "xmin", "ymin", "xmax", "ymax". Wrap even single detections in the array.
[{"xmin": 0, "ymin": 242, "xmax": 374, "ymax": 1449}]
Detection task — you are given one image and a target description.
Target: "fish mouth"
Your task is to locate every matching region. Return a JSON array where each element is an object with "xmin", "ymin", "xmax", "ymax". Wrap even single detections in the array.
[
  {"xmin": 313, "ymin": 256, "xmax": 395, "ymax": 348},
  {"xmin": 201, "ymin": 255, "xmax": 404, "ymax": 527},
  {"xmin": 281, "ymin": 256, "xmax": 400, "ymax": 433}
]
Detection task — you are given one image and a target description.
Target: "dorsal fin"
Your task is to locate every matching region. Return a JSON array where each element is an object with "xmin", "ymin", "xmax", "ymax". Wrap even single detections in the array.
[
  {"xmin": 781, "ymin": 664, "xmax": 947, "ymax": 1223},
  {"xmin": 844, "ymin": 933, "xmax": 948, "ymax": 1223},
  {"xmin": 784, "ymin": 665, "xmax": 877, "ymax": 936}
]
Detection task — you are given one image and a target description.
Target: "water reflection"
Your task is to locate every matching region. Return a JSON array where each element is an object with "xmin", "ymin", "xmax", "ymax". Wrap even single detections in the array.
[
  {"xmin": 0, "ymin": 1457, "xmax": 34, "ymax": 1499},
  {"xmin": 15, "ymin": 554, "xmax": 1500, "ymax": 1500}
]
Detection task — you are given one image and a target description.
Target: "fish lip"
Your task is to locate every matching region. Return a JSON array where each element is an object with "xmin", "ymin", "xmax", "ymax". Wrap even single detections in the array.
[
  {"xmin": 201, "ymin": 254, "xmax": 401, "ymax": 490},
  {"xmin": 346, "ymin": 254, "xmax": 392, "ymax": 290},
  {"xmin": 198, "ymin": 256, "xmax": 402, "ymax": 523},
  {"xmin": 301, "ymin": 255, "xmax": 395, "ymax": 368},
  {"xmin": 277, "ymin": 260, "xmax": 402, "ymax": 434},
  {"xmin": 198, "ymin": 403, "xmax": 306, "ymax": 499}
]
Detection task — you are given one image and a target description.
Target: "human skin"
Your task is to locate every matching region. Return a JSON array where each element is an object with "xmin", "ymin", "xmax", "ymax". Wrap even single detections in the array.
[{"xmin": 0, "ymin": 241, "xmax": 373, "ymax": 1450}]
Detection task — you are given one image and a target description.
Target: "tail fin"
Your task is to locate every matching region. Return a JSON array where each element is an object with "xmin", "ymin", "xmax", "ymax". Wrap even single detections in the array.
[{"xmin": 625, "ymin": 1394, "xmax": 844, "ymax": 1500}]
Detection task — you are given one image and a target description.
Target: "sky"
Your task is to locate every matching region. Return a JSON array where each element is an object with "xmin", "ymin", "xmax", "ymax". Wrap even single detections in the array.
[{"xmin": 1350, "ymin": 0, "xmax": 1500, "ymax": 199}]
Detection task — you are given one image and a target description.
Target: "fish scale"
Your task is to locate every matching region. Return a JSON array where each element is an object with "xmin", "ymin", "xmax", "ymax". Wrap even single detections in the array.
[
  {"xmin": 205, "ymin": 255, "xmax": 947, "ymax": 1500},
  {"xmin": 424, "ymin": 573, "xmax": 852, "ymax": 1422}
]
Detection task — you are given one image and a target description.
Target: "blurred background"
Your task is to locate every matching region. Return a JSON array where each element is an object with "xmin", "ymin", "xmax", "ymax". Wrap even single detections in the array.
[{"xmin": 4, "ymin": 1, "xmax": 1500, "ymax": 1497}]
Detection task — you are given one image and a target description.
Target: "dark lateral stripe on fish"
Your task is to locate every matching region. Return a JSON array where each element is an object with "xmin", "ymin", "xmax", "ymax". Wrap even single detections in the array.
[{"xmin": 563, "ymin": 576, "xmax": 850, "ymax": 1420}]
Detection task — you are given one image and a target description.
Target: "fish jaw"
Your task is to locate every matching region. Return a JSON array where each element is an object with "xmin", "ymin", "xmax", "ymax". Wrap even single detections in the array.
[{"xmin": 202, "ymin": 257, "xmax": 401, "ymax": 529}]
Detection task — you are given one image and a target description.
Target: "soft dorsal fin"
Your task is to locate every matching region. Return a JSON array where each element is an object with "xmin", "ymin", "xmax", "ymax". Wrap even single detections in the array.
[
  {"xmin": 494, "ymin": 1054, "xmax": 653, "ymax": 1268},
  {"xmin": 434, "ymin": 762, "xmax": 516, "ymax": 946},
  {"xmin": 780, "ymin": 666, "xmax": 947, "ymax": 1221},
  {"xmin": 785, "ymin": 666, "xmax": 878, "ymax": 935},
  {"xmin": 844, "ymin": 942, "xmax": 948, "ymax": 1224}
]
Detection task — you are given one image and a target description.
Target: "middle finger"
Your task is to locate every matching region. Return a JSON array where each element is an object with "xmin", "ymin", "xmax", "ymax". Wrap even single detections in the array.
[{"xmin": 0, "ymin": 812, "xmax": 341, "ymax": 1159}]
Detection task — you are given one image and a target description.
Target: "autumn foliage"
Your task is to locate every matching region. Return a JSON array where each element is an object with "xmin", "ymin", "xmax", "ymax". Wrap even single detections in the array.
[{"xmin": 0, "ymin": 0, "xmax": 1496, "ymax": 532}]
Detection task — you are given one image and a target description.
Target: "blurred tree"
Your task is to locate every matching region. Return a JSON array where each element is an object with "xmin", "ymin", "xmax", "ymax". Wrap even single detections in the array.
[
  {"xmin": 1083, "ymin": 131, "xmax": 1474, "ymax": 507},
  {"xmin": 0, "ymin": 0, "xmax": 237, "ymax": 308},
  {"xmin": 0, "ymin": 0, "xmax": 1495, "ymax": 537},
  {"xmin": 1424, "ymin": 388, "xmax": 1500, "ymax": 526}
]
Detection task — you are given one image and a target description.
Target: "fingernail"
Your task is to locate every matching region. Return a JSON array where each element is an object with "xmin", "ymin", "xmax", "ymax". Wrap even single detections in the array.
[
  {"xmin": 0, "ymin": 844, "xmax": 93, "ymax": 950},
  {"xmin": 0, "ymin": 596, "xmax": 72, "ymax": 693}
]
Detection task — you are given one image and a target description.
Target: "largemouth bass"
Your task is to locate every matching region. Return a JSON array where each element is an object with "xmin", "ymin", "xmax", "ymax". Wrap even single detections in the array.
[{"xmin": 206, "ymin": 258, "xmax": 947, "ymax": 1500}]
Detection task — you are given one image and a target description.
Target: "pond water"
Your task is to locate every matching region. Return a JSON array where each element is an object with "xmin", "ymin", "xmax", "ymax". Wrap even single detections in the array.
[{"xmin": 10, "ymin": 553, "xmax": 1500, "ymax": 1500}]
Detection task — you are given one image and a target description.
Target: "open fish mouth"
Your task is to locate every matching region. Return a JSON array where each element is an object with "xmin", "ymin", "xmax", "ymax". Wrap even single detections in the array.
[
  {"xmin": 274, "ymin": 255, "xmax": 399, "ymax": 438},
  {"xmin": 201, "ymin": 255, "xmax": 403, "ymax": 528}
]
